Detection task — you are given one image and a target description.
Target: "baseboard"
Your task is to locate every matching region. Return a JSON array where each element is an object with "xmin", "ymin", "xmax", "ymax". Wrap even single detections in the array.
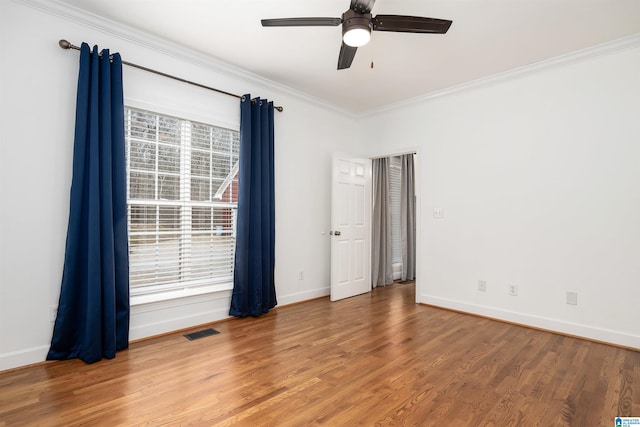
[
  {"xmin": 421, "ymin": 295, "xmax": 640, "ymax": 350},
  {"xmin": 276, "ymin": 286, "xmax": 330, "ymax": 306},
  {"xmin": 0, "ymin": 345, "xmax": 50, "ymax": 372}
]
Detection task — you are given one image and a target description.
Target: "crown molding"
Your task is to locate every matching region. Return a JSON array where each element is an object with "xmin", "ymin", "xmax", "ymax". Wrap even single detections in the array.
[
  {"xmin": 12, "ymin": 0, "xmax": 638, "ymax": 120},
  {"xmin": 11, "ymin": 0, "xmax": 357, "ymax": 118},
  {"xmin": 361, "ymin": 32, "xmax": 640, "ymax": 118}
]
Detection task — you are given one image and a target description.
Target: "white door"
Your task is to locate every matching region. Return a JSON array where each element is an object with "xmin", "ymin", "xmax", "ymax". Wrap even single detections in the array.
[{"xmin": 330, "ymin": 155, "xmax": 372, "ymax": 301}]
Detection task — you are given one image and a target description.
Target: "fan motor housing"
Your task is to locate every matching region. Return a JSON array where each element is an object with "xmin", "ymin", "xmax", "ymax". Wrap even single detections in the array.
[{"xmin": 341, "ymin": 9, "xmax": 372, "ymax": 36}]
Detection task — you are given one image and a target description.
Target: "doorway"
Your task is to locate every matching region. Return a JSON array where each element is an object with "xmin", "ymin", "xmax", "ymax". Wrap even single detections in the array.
[{"xmin": 371, "ymin": 153, "xmax": 417, "ymax": 291}]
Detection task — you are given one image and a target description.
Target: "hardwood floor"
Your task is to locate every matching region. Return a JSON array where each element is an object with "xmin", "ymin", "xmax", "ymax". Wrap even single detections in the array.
[{"xmin": 1, "ymin": 283, "xmax": 638, "ymax": 426}]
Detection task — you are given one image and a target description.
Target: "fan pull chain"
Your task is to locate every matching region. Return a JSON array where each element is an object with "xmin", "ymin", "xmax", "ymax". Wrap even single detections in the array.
[{"xmin": 370, "ymin": 36, "xmax": 375, "ymax": 69}]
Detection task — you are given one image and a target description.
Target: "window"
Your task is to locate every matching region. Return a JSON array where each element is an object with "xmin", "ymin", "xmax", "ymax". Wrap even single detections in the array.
[
  {"xmin": 389, "ymin": 155, "xmax": 402, "ymax": 267},
  {"xmin": 125, "ymin": 107, "xmax": 239, "ymax": 297}
]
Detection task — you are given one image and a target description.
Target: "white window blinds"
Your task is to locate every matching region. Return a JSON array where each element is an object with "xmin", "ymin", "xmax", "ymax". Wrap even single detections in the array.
[
  {"xmin": 389, "ymin": 155, "xmax": 402, "ymax": 265},
  {"xmin": 125, "ymin": 107, "xmax": 239, "ymax": 296}
]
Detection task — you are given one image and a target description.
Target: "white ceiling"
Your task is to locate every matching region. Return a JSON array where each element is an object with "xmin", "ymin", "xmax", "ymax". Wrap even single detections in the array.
[{"xmin": 56, "ymin": 0, "xmax": 640, "ymax": 114}]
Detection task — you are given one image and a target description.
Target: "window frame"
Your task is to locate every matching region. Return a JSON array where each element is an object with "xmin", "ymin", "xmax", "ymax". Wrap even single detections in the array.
[{"xmin": 124, "ymin": 104, "xmax": 240, "ymax": 305}]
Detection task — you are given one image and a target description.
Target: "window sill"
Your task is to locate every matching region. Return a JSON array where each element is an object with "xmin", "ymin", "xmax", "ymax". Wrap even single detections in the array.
[{"xmin": 130, "ymin": 283, "xmax": 234, "ymax": 306}]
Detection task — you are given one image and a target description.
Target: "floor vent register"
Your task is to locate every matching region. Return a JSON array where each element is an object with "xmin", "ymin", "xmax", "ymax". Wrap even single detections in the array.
[{"xmin": 183, "ymin": 328, "xmax": 220, "ymax": 341}]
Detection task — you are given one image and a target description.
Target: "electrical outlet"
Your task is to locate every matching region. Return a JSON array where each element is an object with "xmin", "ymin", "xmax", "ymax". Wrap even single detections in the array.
[
  {"xmin": 508, "ymin": 285, "xmax": 518, "ymax": 296},
  {"xmin": 49, "ymin": 306, "xmax": 58, "ymax": 322},
  {"xmin": 432, "ymin": 208, "xmax": 444, "ymax": 219},
  {"xmin": 566, "ymin": 291, "xmax": 578, "ymax": 305},
  {"xmin": 298, "ymin": 270, "xmax": 304, "ymax": 281},
  {"xmin": 478, "ymin": 280, "xmax": 487, "ymax": 292}
]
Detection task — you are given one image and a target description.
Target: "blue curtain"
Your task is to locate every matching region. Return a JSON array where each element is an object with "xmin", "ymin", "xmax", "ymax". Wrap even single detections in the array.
[
  {"xmin": 47, "ymin": 43, "xmax": 130, "ymax": 364},
  {"xmin": 229, "ymin": 95, "xmax": 277, "ymax": 317}
]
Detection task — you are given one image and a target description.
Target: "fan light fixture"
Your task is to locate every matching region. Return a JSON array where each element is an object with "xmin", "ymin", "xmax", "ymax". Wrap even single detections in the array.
[
  {"xmin": 343, "ymin": 27, "xmax": 371, "ymax": 47},
  {"xmin": 342, "ymin": 10, "xmax": 372, "ymax": 47}
]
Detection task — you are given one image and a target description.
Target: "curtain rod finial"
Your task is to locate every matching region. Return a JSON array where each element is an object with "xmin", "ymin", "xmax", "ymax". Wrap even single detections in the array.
[{"xmin": 59, "ymin": 39, "xmax": 71, "ymax": 49}]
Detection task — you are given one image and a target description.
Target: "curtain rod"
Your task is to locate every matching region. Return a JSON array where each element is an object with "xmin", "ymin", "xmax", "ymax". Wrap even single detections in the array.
[{"xmin": 58, "ymin": 40, "xmax": 283, "ymax": 112}]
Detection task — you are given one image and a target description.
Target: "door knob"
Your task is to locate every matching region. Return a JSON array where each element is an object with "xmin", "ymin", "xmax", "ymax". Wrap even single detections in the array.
[{"xmin": 334, "ymin": 230, "xmax": 341, "ymax": 236}]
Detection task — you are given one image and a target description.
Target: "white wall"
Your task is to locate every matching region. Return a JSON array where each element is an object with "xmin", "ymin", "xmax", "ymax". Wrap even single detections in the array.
[
  {"xmin": 0, "ymin": 0, "xmax": 359, "ymax": 370},
  {"xmin": 360, "ymin": 39, "xmax": 640, "ymax": 348}
]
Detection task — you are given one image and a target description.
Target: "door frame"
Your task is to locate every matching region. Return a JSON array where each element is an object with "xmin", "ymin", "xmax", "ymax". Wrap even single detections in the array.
[{"xmin": 368, "ymin": 147, "xmax": 421, "ymax": 304}]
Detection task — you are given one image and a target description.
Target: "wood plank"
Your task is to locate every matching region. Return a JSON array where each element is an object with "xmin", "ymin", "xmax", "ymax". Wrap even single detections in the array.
[{"xmin": 0, "ymin": 283, "xmax": 638, "ymax": 426}]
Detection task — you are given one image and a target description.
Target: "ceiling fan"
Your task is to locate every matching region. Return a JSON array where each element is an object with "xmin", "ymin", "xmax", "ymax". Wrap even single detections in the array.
[{"xmin": 261, "ymin": 0, "xmax": 452, "ymax": 70}]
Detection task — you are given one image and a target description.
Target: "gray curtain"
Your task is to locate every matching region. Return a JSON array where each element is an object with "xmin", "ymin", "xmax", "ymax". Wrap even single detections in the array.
[
  {"xmin": 371, "ymin": 158, "xmax": 393, "ymax": 287},
  {"xmin": 400, "ymin": 154, "xmax": 416, "ymax": 281}
]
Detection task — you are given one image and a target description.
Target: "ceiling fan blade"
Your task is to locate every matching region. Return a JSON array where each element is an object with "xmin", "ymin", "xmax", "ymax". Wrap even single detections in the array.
[
  {"xmin": 350, "ymin": 0, "xmax": 376, "ymax": 14},
  {"xmin": 337, "ymin": 42, "xmax": 358, "ymax": 70},
  {"xmin": 372, "ymin": 15, "xmax": 452, "ymax": 34},
  {"xmin": 261, "ymin": 17, "xmax": 342, "ymax": 27}
]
